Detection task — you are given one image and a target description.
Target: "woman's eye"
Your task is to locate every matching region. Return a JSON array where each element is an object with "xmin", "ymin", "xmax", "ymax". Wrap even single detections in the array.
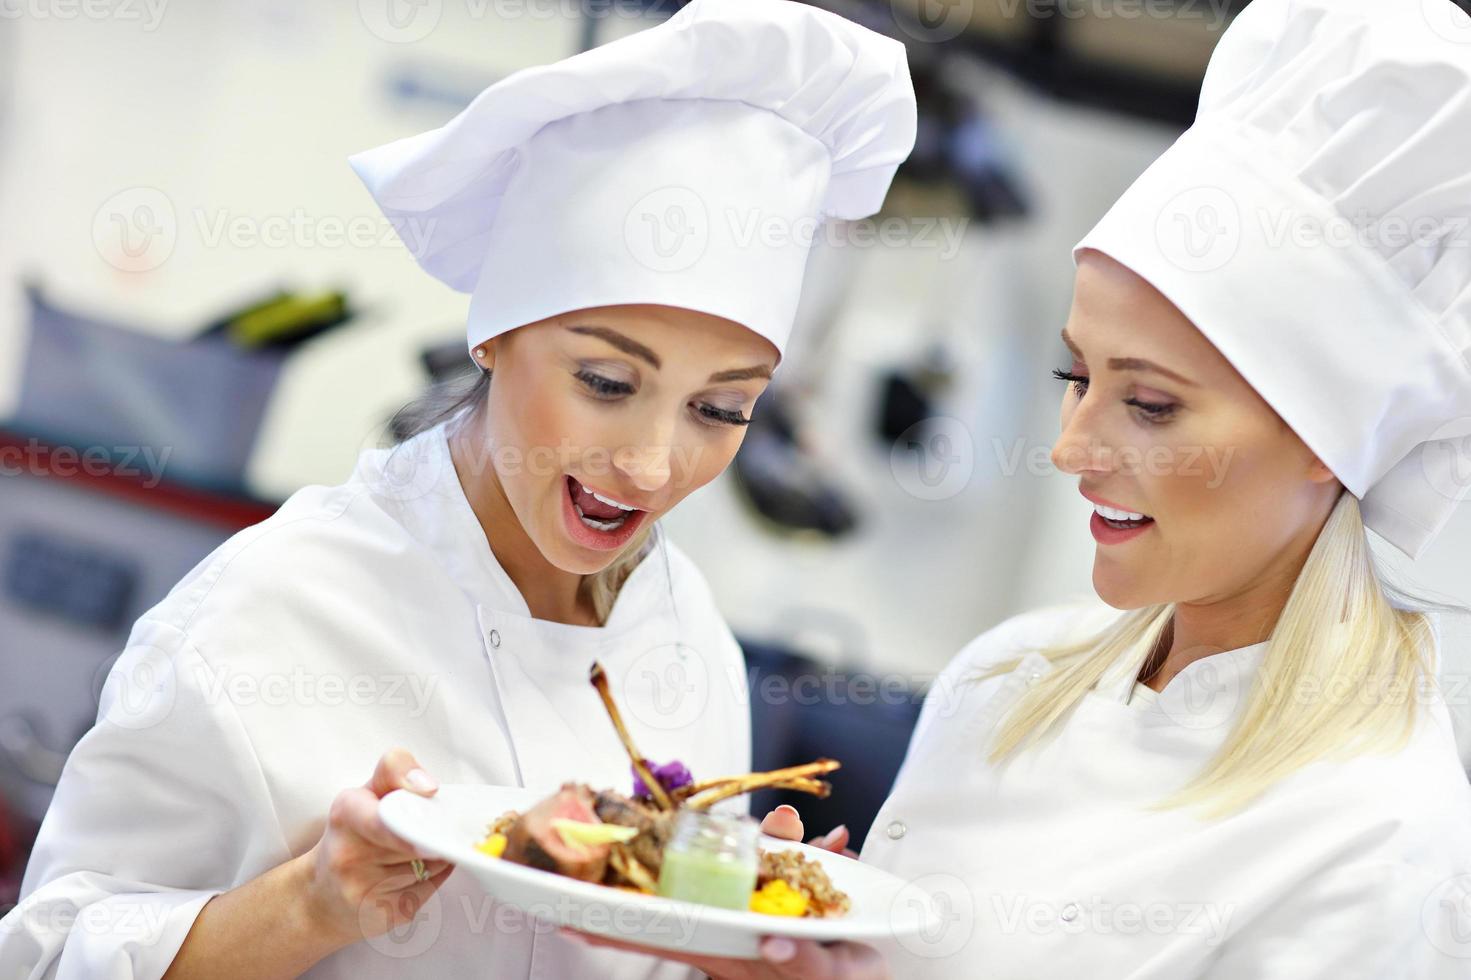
[
  {"xmin": 1123, "ymin": 397, "xmax": 1177, "ymax": 423},
  {"xmin": 1053, "ymin": 368, "xmax": 1177, "ymax": 423},
  {"xmin": 576, "ymin": 370, "xmax": 635, "ymax": 399},
  {"xmin": 1051, "ymin": 368, "xmax": 1089, "ymax": 399},
  {"xmin": 695, "ymin": 403, "xmax": 751, "ymax": 427}
]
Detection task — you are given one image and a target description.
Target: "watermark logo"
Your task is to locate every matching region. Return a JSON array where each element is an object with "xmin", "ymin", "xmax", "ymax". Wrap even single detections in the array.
[
  {"xmin": 892, "ymin": 872, "xmax": 976, "ymax": 959},
  {"xmin": 891, "ymin": 0, "xmax": 975, "ymax": 43},
  {"xmin": 1423, "ymin": 0, "xmax": 1471, "ymax": 43},
  {"xmin": 891, "ymin": 417, "xmax": 977, "ymax": 501},
  {"xmin": 0, "ymin": 440, "xmax": 172, "ymax": 487},
  {"xmin": 191, "ymin": 664, "xmax": 441, "ymax": 718},
  {"xmin": 358, "ymin": 0, "xmax": 442, "ymax": 43},
  {"xmin": 624, "ymin": 186, "xmax": 710, "ymax": 274},
  {"xmin": 1155, "ymin": 186, "xmax": 1241, "ymax": 273},
  {"xmin": 93, "ymin": 186, "xmax": 176, "ymax": 273},
  {"xmin": 992, "ymin": 894, "xmax": 1235, "ymax": 944},
  {"xmin": 1420, "ymin": 417, "xmax": 1471, "ymax": 505},
  {"xmin": 619, "ymin": 643, "xmax": 712, "ymax": 733},
  {"xmin": 366, "ymin": 439, "xmax": 446, "ymax": 503},
  {"xmin": 361, "ymin": 872, "xmax": 444, "ymax": 958},
  {"xmin": 98, "ymin": 643, "xmax": 177, "ymax": 731},
  {"xmin": 0, "ymin": 0, "xmax": 170, "ymax": 30},
  {"xmin": 1422, "ymin": 873, "xmax": 1471, "ymax": 959},
  {"xmin": 0, "ymin": 896, "xmax": 172, "ymax": 946},
  {"xmin": 1154, "ymin": 648, "xmax": 1243, "ymax": 730}
]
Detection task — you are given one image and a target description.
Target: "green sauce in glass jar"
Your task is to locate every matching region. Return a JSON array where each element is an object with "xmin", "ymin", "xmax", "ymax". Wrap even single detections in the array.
[{"xmin": 656, "ymin": 809, "xmax": 759, "ymax": 911}]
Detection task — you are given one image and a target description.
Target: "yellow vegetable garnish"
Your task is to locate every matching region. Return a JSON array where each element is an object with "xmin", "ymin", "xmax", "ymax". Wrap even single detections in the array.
[
  {"xmin": 475, "ymin": 833, "xmax": 507, "ymax": 858},
  {"xmin": 551, "ymin": 818, "xmax": 640, "ymax": 848},
  {"xmin": 749, "ymin": 879, "xmax": 809, "ymax": 917}
]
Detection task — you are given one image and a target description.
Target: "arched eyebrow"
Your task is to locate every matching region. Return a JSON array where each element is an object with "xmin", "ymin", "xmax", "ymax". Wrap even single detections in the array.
[
  {"xmin": 1061, "ymin": 328, "xmax": 1197, "ymax": 388},
  {"xmin": 567, "ymin": 324, "xmax": 773, "ymax": 383},
  {"xmin": 567, "ymin": 325, "xmax": 660, "ymax": 369},
  {"xmin": 708, "ymin": 365, "xmax": 773, "ymax": 383}
]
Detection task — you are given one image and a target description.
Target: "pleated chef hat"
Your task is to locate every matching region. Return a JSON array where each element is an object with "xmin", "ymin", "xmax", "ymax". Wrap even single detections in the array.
[
  {"xmin": 348, "ymin": 0, "xmax": 915, "ymax": 361},
  {"xmin": 1073, "ymin": 0, "xmax": 1471, "ymax": 560}
]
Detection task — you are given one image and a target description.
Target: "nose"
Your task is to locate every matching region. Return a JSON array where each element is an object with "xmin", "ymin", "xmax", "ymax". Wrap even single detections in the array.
[
  {"xmin": 616, "ymin": 425, "xmax": 675, "ymax": 494},
  {"xmin": 1050, "ymin": 399, "xmax": 1113, "ymax": 477}
]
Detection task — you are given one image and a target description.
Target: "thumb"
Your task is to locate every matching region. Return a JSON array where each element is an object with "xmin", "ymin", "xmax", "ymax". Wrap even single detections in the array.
[
  {"xmin": 811, "ymin": 825, "xmax": 850, "ymax": 853},
  {"xmin": 760, "ymin": 805, "xmax": 804, "ymax": 842},
  {"xmin": 367, "ymin": 747, "xmax": 438, "ymax": 799}
]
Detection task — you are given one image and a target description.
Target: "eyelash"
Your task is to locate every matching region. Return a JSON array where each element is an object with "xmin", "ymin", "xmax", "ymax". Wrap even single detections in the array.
[
  {"xmin": 1051, "ymin": 368, "xmax": 1089, "ymax": 400},
  {"xmin": 575, "ymin": 370, "xmax": 751, "ymax": 427},
  {"xmin": 1050, "ymin": 369, "xmax": 1177, "ymax": 423},
  {"xmin": 577, "ymin": 370, "xmax": 634, "ymax": 398}
]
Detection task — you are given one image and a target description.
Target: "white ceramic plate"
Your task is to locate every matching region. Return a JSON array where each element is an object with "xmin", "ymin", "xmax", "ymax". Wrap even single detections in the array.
[{"xmin": 380, "ymin": 784, "xmax": 939, "ymax": 959}]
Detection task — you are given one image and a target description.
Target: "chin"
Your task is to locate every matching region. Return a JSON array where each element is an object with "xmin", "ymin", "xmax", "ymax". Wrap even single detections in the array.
[
  {"xmin": 1091, "ymin": 564, "xmax": 1150, "ymax": 610},
  {"xmin": 544, "ymin": 538, "xmax": 617, "ymax": 577}
]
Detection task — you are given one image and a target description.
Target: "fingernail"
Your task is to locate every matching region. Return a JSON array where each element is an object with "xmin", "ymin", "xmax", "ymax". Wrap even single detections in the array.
[
  {"xmin": 821, "ymin": 825, "xmax": 847, "ymax": 846},
  {"xmin": 762, "ymin": 937, "xmax": 797, "ymax": 963},
  {"xmin": 407, "ymin": 768, "xmax": 437, "ymax": 793},
  {"xmin": 776, "ymin": 804, "xmax": 798, "ymax": 816}
]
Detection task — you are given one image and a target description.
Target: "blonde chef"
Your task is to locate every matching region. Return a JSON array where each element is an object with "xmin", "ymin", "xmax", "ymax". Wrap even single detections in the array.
[
  {"xmin": 0, "ymin": 1, "xmax": 915, "ymax": 978},
  {"xmin": 862, "ymin": 0, "xmax": 1471, "ymax": 976},
  {"xmin": 588, "ymin": 0, "xmax": 1471, "ymax": 978}
]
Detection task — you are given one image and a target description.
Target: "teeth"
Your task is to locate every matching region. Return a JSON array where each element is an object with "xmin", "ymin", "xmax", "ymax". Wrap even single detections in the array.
[
  {"xmin": 573, "ymin": 502, "xmax": 627, "ymax": 532},
  {"xmin": 580, "ymin": 482, "xmax": 637, "ymax": 512},
  {"xmin": 1094, "ymin": 503, "xmax": 1150, "ymax": 522}
]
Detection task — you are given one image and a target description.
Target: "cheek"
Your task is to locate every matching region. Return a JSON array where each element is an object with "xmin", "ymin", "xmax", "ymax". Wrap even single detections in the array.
[
  {"xmin": 485, "ymin": 371, "xmax": 584, "ymax": 497},
  {"xmin": 1147, "ymin": 422, "xmax": 1303, "ymax": 556},
  {"xmin": 665, "ymin": 428, "xmax": 746, "ymax": 503}
]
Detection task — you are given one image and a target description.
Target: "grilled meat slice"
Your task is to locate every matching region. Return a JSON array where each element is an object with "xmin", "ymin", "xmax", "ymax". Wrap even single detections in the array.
[{"xmin": 502, "ymin": 783, "xmax": 609, "ymax": 883}]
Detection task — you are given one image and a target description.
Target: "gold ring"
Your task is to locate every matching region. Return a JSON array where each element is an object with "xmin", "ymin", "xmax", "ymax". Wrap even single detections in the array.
[{"xmin": 411, "ymin": 858, "xmax": 428, "ymax": 881}]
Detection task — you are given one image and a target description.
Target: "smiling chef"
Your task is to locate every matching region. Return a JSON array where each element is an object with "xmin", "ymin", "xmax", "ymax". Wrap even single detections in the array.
[
  {"xmin": 584, "ymin": 0, "xmax": 1471, "ymax": 978},
  {"xmin": 0, "ymin": 0, "xmax": 916, "ymax": 977}
]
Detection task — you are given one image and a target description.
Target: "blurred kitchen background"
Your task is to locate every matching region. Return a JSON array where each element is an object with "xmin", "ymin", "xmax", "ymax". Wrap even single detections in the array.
[{"xmin": 2, "ymin": 0, "xmax": 1469, "ymax": 903}]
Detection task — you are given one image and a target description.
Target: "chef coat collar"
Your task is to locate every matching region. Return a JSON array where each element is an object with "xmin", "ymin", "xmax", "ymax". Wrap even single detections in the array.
[
  {"xmin": 1092, "ymin": 630, "xmax": 1270, "ymax": 709},
  {"xmin": 366, "ymin": 408, "xmax": 674, "ymax": 632}
]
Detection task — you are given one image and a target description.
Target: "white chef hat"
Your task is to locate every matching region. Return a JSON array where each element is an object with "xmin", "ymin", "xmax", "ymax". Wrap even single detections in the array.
[
  {"xmin": 1073, "ymin": 0, "xmax": 1471, "ymax": 560},
  {"xmin": 348, "ymin": 0, "xmax": 915, "ymax": 362}
]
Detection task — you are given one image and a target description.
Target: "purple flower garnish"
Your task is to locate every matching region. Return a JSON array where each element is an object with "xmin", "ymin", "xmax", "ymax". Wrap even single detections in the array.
[{"xmin": 632, "ymin": 759, "xmax": 693, "ymax": 800}]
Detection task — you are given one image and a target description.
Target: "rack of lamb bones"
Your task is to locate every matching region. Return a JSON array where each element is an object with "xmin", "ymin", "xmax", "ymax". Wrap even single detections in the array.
[{"xmin": 474, "ymin": 662, "xmax": 851, "ymax": 918}]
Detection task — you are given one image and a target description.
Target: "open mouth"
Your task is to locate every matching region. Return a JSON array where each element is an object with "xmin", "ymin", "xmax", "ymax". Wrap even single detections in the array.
[
  {"xmin": 1092, "ymin": 502, "xmax": 1155, "ymax": 531},
  {"xmin": 567, "ymin": 476, "xmax": 638, "ymax": 531},
  {"xmin": 564, "ymin": 476, "xmax": 644, "ymax": 537}
]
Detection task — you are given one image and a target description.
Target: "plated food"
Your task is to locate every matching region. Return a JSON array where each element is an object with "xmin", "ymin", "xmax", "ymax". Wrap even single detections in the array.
[{"xmin": 473, "ymin": 662, "xmax": 850, "ymax": 918}]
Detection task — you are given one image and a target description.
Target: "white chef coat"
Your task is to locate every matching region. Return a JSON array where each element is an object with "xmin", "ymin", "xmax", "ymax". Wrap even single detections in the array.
[
  {"xmin": 864, "ymin": 602, "xmax": 1471, "ymax": 979},
  {"xmin": 0, "ymin": 412, "xmax": 751, "ymax": 980}
]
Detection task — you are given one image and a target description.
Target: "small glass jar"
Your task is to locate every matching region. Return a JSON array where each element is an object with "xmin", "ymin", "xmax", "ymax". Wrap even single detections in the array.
[{"xmin": 656, "ymin": 809, "xmax": 759, "ymax": 911}]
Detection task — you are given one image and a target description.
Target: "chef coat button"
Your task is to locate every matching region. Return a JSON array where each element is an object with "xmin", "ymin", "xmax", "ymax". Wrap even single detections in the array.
[
  {"xmin": 885, "ymin": 820, "xmax": 906, "ymax": 840},
  {"xmin": 488, "ymin": 629, "xmax": 501, "ymax": 648},
  {"xmin": 1060, "ymin": 903, "xmax": 1080, "ymax": 923}
]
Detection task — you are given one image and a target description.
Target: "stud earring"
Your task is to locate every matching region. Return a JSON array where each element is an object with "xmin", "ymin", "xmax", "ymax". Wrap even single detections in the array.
[{"xmin": 474, "ymin": 347, "xmax": 486, "ymax": 358}]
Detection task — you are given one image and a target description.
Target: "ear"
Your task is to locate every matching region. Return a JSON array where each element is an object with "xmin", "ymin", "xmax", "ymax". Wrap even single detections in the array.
[{"xmin": 472, "ymin": 338, "xmax": 497, "ymax": 371}]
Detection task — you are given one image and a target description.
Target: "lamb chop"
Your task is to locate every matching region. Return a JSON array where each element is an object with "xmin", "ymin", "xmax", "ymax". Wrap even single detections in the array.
[
  {"xmin": 593, "ymin": 789, "xmax": 673, "ymax": 872},
  {"xmin": 587, "ymin": 662, "xmax": 839, "ymax": 812},
  {"xmin": 487, "ymin": 662, "xmax": 849, "ymax": 913}
]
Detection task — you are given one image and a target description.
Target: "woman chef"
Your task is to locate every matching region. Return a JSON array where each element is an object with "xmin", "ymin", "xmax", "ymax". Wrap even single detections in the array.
[
  {"xmin": 0, "ymin": 1, "xmax": 915, "ymax": 978},
  {"xmin": 583, "ymin": 0, "xmax": 1471, "ymax": 977}
]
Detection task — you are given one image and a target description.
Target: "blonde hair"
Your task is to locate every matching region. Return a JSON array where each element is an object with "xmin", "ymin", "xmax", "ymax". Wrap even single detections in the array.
[
  {"xmin": 984, "ymin": 491, "xmax": 1442, "ymax": 817},
  {"xmin": 387, "ymin": 368, "xmax": 655, "ymax": 627}
]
